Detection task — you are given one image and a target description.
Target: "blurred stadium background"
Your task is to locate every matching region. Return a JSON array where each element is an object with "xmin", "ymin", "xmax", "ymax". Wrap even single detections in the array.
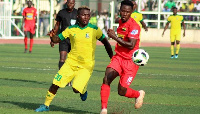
[{"xmin": 0, "ymin": 0, "xmax": 200, "ymax": 44}]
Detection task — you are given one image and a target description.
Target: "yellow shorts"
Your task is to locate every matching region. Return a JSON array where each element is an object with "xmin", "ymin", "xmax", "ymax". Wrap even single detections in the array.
[
  {"xmin": 170, "ymin": 31, "xmax": 181, "ymax": 42},
  {"xmin": 53, "ymin": 58, "xmax": 95, "ymax": 94}
]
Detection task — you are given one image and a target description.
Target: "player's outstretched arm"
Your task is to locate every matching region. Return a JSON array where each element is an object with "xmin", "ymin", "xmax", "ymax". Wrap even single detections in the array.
[
  {"xmin": 107, "ymin": 29, "xmax": 136, "ymax": 50},
  {"xmin": 48, "ymin": 30, "xmax": 61, "ymax": 43},
  {"xmin": 101, "ymin": 38, "xmax": 113, "ymax": 59}
]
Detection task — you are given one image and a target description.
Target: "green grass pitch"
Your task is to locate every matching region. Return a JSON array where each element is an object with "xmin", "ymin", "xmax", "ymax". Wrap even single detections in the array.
[{"xmin": 0, "ymin": 44, "xmax": 200, "ymax": 114}]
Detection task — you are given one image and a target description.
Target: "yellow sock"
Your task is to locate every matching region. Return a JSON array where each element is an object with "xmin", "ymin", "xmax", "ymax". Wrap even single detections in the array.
[
  {"xmin": 176, "ymin": 44, "xmax": 180, "ymax": 55},
  {"xmin": 171, "ymin": 45, "xmax": 174, "ymax": 55},
  {"xmin": 44, "ymin": 91, "xmax": 56, "ymax": 107}
]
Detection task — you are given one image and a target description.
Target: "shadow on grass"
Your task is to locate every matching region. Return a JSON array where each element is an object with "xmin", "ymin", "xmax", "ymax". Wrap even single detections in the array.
[
  {"xmin": 0, "ymin": 78, "xmax": 49, "ymax": 85},
  {"xmin": 1, "ymin": 101, "xmax": 97, "ymax": 114}
]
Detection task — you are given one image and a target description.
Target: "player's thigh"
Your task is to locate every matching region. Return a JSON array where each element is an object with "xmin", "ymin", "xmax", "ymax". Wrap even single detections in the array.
[
  {"xmin": 53, "ymin": 61, "xmax": 75, "ymax": 88},
  {"xmin": 175, "ymin": 33, "xmax": 181, "ymax": 41},
  {"xmin": 170, "ymin": 33, "xmax": 176, "ymax": 42},
  {"xmin": 24, "ymin": 24, "xmax": 30, "ymax": 33},
  {"xmin": 30, "ymin": 26, "xmax": 35, "ymax": 35},
  {"xmin": 72, "ymin": 68, "xmax": 92, "ymax": 94},
  {"xmin": 120, "ymin": 60, "xmax": 139, "ymax": 88}
]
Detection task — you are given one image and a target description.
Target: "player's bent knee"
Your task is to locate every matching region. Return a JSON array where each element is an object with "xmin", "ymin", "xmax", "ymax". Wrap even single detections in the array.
[
  {"xmin": 49, "ymin": 84, "xmax": 59, "ymax": 94},
  {"xmin": 118, "ymin": 86, "xmax": 126, "ymax": 96},
  {"xmin": 73, "ymin": 88, "xmax": 79, "ymax": 93}
]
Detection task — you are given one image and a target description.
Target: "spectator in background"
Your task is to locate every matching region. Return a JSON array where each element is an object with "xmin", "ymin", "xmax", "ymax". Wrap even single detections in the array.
[
  {"xmin": 195, "ymin": 1, "xmax": 200, "ymax": 12},
  {"xmin": 43, "ymin": 11, "xmax": 50, "ymax": 36},
  {"xmin": 90, "ymin": 11, "xmax": 97, "ymax": 26},
  {"xmin": 21, "ymin": 4, "xmax": 25, "ymax": 15},
  {"xmin": 182, "ymin": 3, "xmax": 188, "ymax": 11},
  {"xmin": 176, "ymin": 1, "xmax": 182, "ymax": 11},
  {"xmin": 165, "ymin": 0, "xmax": 176, "ymax": 11},
  {"xmin": 188, "ymin": 1, "xmax": 194, "ymax": 12}
]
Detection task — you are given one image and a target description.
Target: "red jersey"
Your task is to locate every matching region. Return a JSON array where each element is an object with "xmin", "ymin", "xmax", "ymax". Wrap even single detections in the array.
[
  {"xmin": 22, "ymin": 7, "xmax": 37, "ymax": 24},
  {"xmin": 115, "ymin": 18, "xmax": 141, "ymax": 59}
]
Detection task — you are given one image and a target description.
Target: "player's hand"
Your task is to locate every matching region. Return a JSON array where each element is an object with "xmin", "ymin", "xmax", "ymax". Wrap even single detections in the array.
[
  {"xmin": 145, "ymin": 27, "xmax": 148, "ymax": 32},
  {"xmin": 162, "ymin": 32, "xmax": 164, "ymax": 37},
  {"xmin": 48, "ymin": 29, "xmax": 56, "ymax": 37},
  {"xmin": 183, "ymin": 32, "xmax": 185, "ymax": 37},
  {"xmin": 107, "ymin": 29, "xmax": 116, "ymax": 39},
  {"xmin": 50, "ymin": 41, "xmax": 55, "ymax": 48}
]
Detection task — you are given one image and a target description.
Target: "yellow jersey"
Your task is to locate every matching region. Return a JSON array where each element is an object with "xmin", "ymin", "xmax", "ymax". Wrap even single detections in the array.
[
  {"xmin": 131, "ymin": 11, "xmax": 143, "ymax": 28},
  {"xmin": 58, "ymin": 23, "xmax": 105, "ymax": 63},
  {"xmin": 167, "ymin": 14, "xmax": 184, "ymax": 33}
]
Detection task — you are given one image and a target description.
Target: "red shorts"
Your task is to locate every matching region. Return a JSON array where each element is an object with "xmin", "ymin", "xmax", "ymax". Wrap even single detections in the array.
[
  {"xmin": 24, "ymin": 23, "xmax": 35, "ymax": 34},
  {"xmin": 107, "ymin": 54, "xmax": 139, "ymax": 88}
]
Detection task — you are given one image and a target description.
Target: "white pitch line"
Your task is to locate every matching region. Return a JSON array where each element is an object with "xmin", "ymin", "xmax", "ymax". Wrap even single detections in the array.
[
  {"xmin": 137, "ymin": 72, "xmax": 200, "ymax": 77},
  {"xmin": 2, "ymin": 66, "xmax": 56, "ymax": 71},
  {"xmin": 2, "ymin": 66, "xmax": 200, "ymax": 77}
]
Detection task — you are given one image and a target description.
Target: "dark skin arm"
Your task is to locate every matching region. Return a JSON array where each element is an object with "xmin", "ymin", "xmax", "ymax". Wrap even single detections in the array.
[
  {"xmin": 140, "ymin": 20, "xmax": 148, "ymax": 31},
  {"xmin": 35, "ymin": 16, "xmax": 37, "ymax": 29},
  {"xmin": 107, "ymin": 29, "xmax": 137, "ymax": 50},
  {"xmin": 162, "ymin": 22, "xmax": 170, "ymax": 37},
  {"xmin": 182, "ymin": 21, "xmax": 186, "ymax": 37},
  {"xmin": 100, "ymin": 38, "xmax": 113, "ymax": 59},
  {"xmin": 48, "ymin": 29, "xmax": 61, "ymax": 43},
  {"xmin": 48, "ymin": 21, "xmax": 61, "ymax": 47}
]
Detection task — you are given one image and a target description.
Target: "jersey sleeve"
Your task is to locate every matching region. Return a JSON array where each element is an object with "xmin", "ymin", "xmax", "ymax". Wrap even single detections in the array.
[
  {"xmin": 55, "ymin": 11, "xmax": 62, "ymax": 22},
  {"xmin": 167, "ymin": 16, "xmax": 171, "ymax": 22},
  {"xmin": 58, "ymin": 27, "xmax": 70, "ymax": 41},
  {"xmin": 181, "ymin": 16, "xmax": 184, "ymax": 22},
  {"xmin": 96, "ymin": 27, "xmax": 105, "ymax": 41},
  {"xmin": 128, "ymin": 23, "xmax": 140, "ymax": 40}
]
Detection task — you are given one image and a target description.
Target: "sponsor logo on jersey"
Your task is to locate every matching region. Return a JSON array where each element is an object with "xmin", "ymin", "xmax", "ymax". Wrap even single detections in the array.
[{"xmin": 131, "ymin": 30, "xmax": 138, "ymax": 35}]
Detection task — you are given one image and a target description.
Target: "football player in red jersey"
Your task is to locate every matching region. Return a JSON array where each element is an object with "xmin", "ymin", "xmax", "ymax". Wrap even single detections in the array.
[
  {"xmin": 100, "ymin": 1, "xmax": 145, "ymax": 114},
  {"xmin": 22, "ymin": 1, "xmax": 37, "ymax": 53}
]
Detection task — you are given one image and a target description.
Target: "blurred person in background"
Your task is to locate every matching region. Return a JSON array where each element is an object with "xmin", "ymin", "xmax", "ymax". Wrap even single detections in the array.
[
  {"xmin": 49, "ymin": 0, "xmax": 77, "ymax": 86},
  {"xmin": 162, "ymin": 7, "xmax": 186, "ymax": 59},
  {"xmin": 22, "ymin": 0, "xmax": 37, "ymax": 53},
  {"xmin": 89, "ymin": 11, "xmax": 97, "ymax": 26},
  {"xmin": 164, "ymin": 0, "xmax": 176, "ymax": 11}
]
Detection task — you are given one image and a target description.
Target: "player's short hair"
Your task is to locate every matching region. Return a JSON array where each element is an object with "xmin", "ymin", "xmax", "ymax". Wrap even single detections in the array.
[
  {"xmin": 120, "ymin": 0, "xmax": 134, "ymax": 9},
  {"xmin": 77, "ymin": 6, "xmax": 90, "ymax": 15},
  {"xmin": 172, "ymin": 7, "xmax": 177, "ymax": 10}
]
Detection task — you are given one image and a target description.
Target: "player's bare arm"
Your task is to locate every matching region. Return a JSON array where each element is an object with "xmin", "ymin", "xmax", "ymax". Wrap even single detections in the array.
[
  {"xmin": 162, "ymin": 22, "xmax": 170, "ymax": 37},
  {"xmin": 48, "ymin": 21, "xmax": 60, "ymax": 47},
  {"xmin": 107, "ymin": 29, "xmax": 137, "ymax": 50},
  {"xmin": 48, "ymin": 30, "xmax": 61, "ymax": 43},
  {"xmin": 100, "ymin": 38, "xmax": 113, "ymax": 59},
  {"xmin": 182, "ymin": 21, "xmax": 186, "ymax": 37},
  {"xmin": 141, "ymin": 21, "xmax": 148, "ymax": 31}
]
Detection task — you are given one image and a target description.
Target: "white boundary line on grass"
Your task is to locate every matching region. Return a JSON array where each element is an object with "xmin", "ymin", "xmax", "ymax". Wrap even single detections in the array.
[
  {"xmin": 2, "ymin": 66, "xmax": 200, "ymax": 77},
  {"xmin": 2, "ymin": 66, "xmax": 56, "ymax": 71}
]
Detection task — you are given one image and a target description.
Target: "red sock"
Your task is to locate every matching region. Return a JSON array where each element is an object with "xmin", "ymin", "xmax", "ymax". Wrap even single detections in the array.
[
  {"xmin": 100, "ymin": 84, "xmax": 110, "ymax": 109},
  {"xmin": 29, "ymin": 38, "xmax": 34, "ymax": 52},
  {"xmin": 125, "ymin": 88, "xmax": 140, "ymax": 98},
  {"xmin": 24, "ymin": 37, "xmax": 28, "ymax": 49}
]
